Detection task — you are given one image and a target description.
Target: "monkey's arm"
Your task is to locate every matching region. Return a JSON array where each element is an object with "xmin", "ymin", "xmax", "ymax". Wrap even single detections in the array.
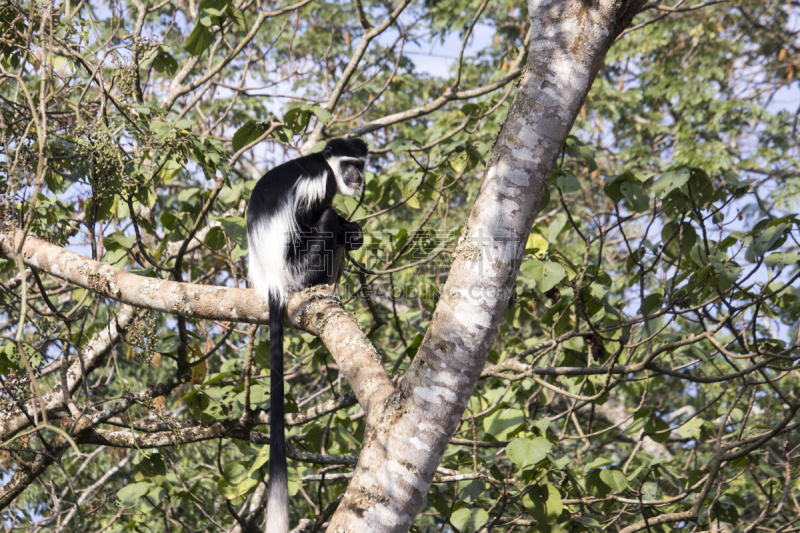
[{"xmin": 337, "ymin": 215, "xmax": 363, "ymax": 250}]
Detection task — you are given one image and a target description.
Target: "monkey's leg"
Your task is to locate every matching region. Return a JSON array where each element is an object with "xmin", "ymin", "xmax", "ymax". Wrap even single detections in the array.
[{"xmin": 297, "ymin": 207, "xmax": 344, "ymax": 288}]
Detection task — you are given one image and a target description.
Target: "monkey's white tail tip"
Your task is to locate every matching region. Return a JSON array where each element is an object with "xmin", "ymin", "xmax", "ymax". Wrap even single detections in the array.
[{"xmin": 266, "ymin": 475, "xmax": 290, "ymax": 533}]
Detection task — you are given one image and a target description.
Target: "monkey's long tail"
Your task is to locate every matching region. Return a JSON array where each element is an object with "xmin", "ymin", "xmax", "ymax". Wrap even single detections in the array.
[{"xmin": 267, "ymin": 295, "xmax": 289, "ymax": 533}]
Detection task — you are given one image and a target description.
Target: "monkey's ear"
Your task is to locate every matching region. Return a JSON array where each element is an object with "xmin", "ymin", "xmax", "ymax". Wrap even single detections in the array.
[{"xmin": 323, "ymin": 144, "xmax": 332, "ymax": 157}]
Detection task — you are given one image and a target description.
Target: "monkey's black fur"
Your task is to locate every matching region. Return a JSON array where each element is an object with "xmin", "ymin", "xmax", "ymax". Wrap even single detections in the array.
[{"xmin": 246, "ymin": 138, "xmax": 367, "ymax": 532}]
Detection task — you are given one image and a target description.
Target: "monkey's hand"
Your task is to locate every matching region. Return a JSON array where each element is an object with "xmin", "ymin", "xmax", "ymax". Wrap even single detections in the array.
[{"xmin": 338, "ymin": 217, "xmax": 363, "ymax": 251}]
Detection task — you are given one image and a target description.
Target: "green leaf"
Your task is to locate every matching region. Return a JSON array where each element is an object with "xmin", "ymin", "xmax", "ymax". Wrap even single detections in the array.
[
  {"xmin": 525, "ymin": 232, "xmax": 548, "ymax": 255},
  {"xmin": 231, "ymin": 244, "xmax": 248, "ymax": 261},
  {"xmin": 450, "ymin": 508, "xmax": 488, "ymax": 533},
  {"xmin": 709, "ymin": 256, "xmax": 743, "ymax": 282},
  {"xmin": 185, "ymin": 23, "xmax": 215, "ymax": 56},
  {"xmin": 534, "ymin": 417, "xmax": 551, "ymax": 435},
  {"xmin": 152, "ymin": 49, "xmax": 178, "ymax": 76},
  {"xmin": 52, "ymin": 55, "xmax": 69, "ymax": 70},
  {"xmin": 134, "ymin": 453, "xmax": 167, "ymax": 485},
  {"xmin": 506, "ymin": 436, "xmax": 552, "ymax": 469},
  {"xmin": 599, "ymin": 469, "xmax": 628, "ymax": 492},
  {"xmin": 156, "ymin": 336, "xmax": 180, "ymax": 354},
  {"xmin": 722, "ymin": 171, "xmax": 739, "ymax": 189},
  {"xmin": 624, "ymin": 417, "xmax": 649, "ymax": 441},
  {"xmin": 427, "ymin": 486, "xmax": 451, "ymax": 516},
  {"xmin": 161, "ymin": 212, "xmax": 178, "ymax": 230},
  {"xmin": 284, "ymin": 107, "xmax": 310, "ymax": 134},
  {"xmin": 728, "ymin": 491, "xmax": 746, "ymax": 508},
  {"xmin": 620, "ymin": 181, "xmax": 649, "ymax": 212},
  {"xmin": 448, "ymin": 143, "xmax": 483, "ymax": 174},
  {"xmin": 284, "ymin": 105, "xmax": 331, "ymax": 135},
  {"xmin": 398, "ymin": 334, "xmax": 424, "ymax": 364},
  {"xmin": 44, "ymin": 168, "xmax": 65, "ymax": 193},
  {"xmin": 747, "ymin": 222, "xmax": 787, "ymax": 260},
  {"xmin": 218, "ymin": 475, "xmax": 259, "ymax": 500},
  {"xmin": 585, "ymin": 457, "xmax": 613, "ymax": 471},
  {"xmin": 523, "ymin": 483, "xmax": 563, "ymax": 525},
  {"xmin": 687, "ymin": 168, "xmax": 714, "ymax": 207},
  {"xmin": 458, "ymin": 479, "xmax": 483, "ymax": 503},
  {"xmin": 226, "ymin": 4, "xmax": 246, "ymax": 28},
  {"xmin": 198, "ymin": 0, "xmax": 231, "ymax": 18},
  {"xmin": 219, "ymin": 182, "xmax": 244, "ymax": 204},
  {"xmin": 482, "ymin": 408, "xmax": 525, "ymax": 441},
  {"xmin": 645, "ymin": 416, "xmax": 671, "ymax": 444},
  {"xmin": 578, "ymin": 144, "xmax": 597, "ymax": 172},
  {"xmin": 651, "ymin": 168, "xmax": 690, "ymax": 199},
  {"xmin": 535, "ymin": 187, "xmax": 551, "ymax": 216},
  {"xmin": 678, "ymin": 418, "xmax": 704, "ymax": 439},
  {"xmin": 573, "ymin": 516, "xmax": 602, "ymax": 529},
  {"xmin": 662, "ymin": 190, "xmax": 690, "ymax": 219},
  {"xmin": 220, "ymin": 217, "xmax": 248, "ymax": 248},
  {"xmin": 604, "ymin": 172, "xmax": 627, "ymax": 202},
  {"xmin": 204, "ymin": 226, "xmax": 226, "ymax": 251},
  {"xmin": 641, "ymin": 482, "xmax": 659, "ymax": 500},
  {"xmin": 547, "ymin": 212, "xmax": 568, "ymax": 244},
  {"xmin": 710, "ymin": 497, "xmax": 740, "ymax": 525},
  {"xmin": 461, "ymin": 103, "xmax": 481, "ymax": 116},
  {"xmin": 765, "ymin": 252, "xmax": 799, "ymax": 268},
  {"xmin": 304, "ymin": 104, "xmax": 332, "ymax": 124},
  {"xmin": 254, "ymin": 340, "xmax": 270, "ymax": 370},
  {"xmin": 555, "ymin": 170, "xmax": 581, "ymax": 193},
  {"xmin": 247, "ymin": 445, "xmax": 270, "ymax": 476},
  {"xmin": 586, "ymin": 469, "xmax": 611, "ymax": 498},
  {"xmin": 104, "ymin": 232, "xmax": 136, "ymax": 250},
  {"xmin": 661, "ymin": 222, "xmax": 697, "ymax": 260},
  {"xmin": 385, "ymin": 139, "xmax": 417, "ymax": 153},
  {"xmin": 521, "ymin": 259, "xmax": 566, "ymax": 293},
  {"xmin": 232, "ymin": 121, "xmax": 270, "ymax": 151},
  {"xmin": 401, "ymin": 171, "xmax": 424, "ymax": 207},
  {"xmin": 564, "ymin": 136, "xmax": 597, "ymax": 172},
  {"xmin": 117, "ymin": 482, "xmax": 152, "ymax": 507}
]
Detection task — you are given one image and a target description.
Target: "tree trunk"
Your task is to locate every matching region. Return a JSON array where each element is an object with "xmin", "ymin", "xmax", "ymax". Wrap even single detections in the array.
[{"xmin": 326, "ymin": 0, "xmax": 644, "ymax": 530}]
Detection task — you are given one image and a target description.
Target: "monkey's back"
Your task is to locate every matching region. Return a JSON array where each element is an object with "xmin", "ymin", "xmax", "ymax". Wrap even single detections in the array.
[{"xmin": 246, "ymin": 152, "xmax": 336, "ymax": 304}]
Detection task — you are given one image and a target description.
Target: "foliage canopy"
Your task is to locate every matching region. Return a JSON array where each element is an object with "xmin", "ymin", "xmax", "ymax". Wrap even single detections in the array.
[{"xmin": 0, "ymin": 0, "xmax": 798, "ymax": 531}]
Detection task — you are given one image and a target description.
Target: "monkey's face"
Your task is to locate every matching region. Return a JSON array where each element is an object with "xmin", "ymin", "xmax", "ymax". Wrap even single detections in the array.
[
  {"xmin": 324, "ymin": 138, "xmax": 369, "ymax": 196},
  {"xmin": 327, "ymin": 156, "xmax": 366, "ymax": 196},
  {"xmin": 341, "ymin": 158, "xmax": 365, "ymax": 193}
]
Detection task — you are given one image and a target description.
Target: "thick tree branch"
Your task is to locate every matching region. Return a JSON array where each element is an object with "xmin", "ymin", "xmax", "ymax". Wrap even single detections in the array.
[
  {"xmin": 0, "ymin": 226, "xmax": 391, "ymax": 431},
  {"xmin": 327, "ymin": 0, "xmax": 647, "ymax": 529},
  {"xmin": 0, "ymin": 227, "xmax": 269, "ymax": 324},
  {"xmin": 286, "ymin": 289, "xmax": 395, "ymax": 421},
  {"xmin": 0, "ymin": 442, "xmax": 68, "ymax": 510}
]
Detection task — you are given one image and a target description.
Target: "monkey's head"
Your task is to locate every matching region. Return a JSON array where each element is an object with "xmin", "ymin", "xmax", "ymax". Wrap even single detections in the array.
[{"xmin": 323, "ymin": 138, "xmax": 368, "ymax": 196}]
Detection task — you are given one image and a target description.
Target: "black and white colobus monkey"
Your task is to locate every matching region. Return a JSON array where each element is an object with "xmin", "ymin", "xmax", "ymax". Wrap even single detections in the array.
[{"xmin": 246, "ymin": 138, "xmax": 367, "ymax": 533}]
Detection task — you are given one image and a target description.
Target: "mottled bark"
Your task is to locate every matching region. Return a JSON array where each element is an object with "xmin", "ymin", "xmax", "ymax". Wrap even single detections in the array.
[
  {"xmin": 0, "ymin": 441, "xmax": 69, "ymax": 510},
  {"xmin": 286, "ymin": 288, "xmax": 394, "ymax": 421},
  {"xmin": 326, "ymin": 0, "xmax": 645, "ymax": 530},
  {"xmin": 0, "ymin": 229, "xmax": 269, "ymax": 324}
]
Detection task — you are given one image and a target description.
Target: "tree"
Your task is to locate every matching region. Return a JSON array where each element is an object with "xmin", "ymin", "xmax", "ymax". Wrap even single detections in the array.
[{"xmin": 0, "ymin": 0, "xmax": 798, "ymax": 531}]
